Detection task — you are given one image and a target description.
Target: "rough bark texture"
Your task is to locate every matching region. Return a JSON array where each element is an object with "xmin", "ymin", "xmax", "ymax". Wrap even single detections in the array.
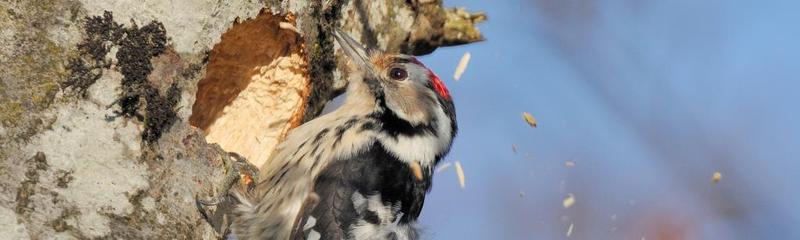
[{"xmin": 0, "ymin": 0, "xmax": 484, "ymax": 238}]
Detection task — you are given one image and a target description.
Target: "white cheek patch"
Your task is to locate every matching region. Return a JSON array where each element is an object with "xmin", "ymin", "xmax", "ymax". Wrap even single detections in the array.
[
  {"xmin": 378, "ymin": 103, "xmax": 453, "ymax": 168},
  {"xmin": 379, "ymin": 134, "xmax": 440, "ymax": 167}
]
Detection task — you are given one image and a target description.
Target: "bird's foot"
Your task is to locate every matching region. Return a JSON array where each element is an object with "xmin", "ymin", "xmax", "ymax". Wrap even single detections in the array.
[
  {"xmin": 199, "ymin": 152, "xmax": 259, "ymax": 203},
  {"xmin": 196, "ymin": 152, "xmax": 259, "ymax": 235}
]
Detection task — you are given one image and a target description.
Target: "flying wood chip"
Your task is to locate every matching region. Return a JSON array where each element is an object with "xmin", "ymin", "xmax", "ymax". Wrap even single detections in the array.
[
  {"xmin": 455, "ymin": 161, "xmax": 466, "ymax": 188},
  {"xmin": 279, "ymin": 22, "xmax": 301, "ymax": 35},
  {"xmin": 453, "ymin": 52, "xmax": 471, "ymax": 80},
  {"xmin": 436, "ymin": 162, "xmax": 452, "ymax": 173},
  {"xmin": 566, "ymin": 222, "xmax": 574, "ymax": 237},
  {"xmin": 522, "ymin": 112, "xmax": 537, "ymax": 128},
  {"xmin": 410, "ymin": 161, "xmax": 424, "ymax": 181},
  {"xmin": 565, "ymin": 161, "xmax": 576, "ymax": 168},
  {"xmin": 712, "ymin": 171, "xmax": 722, "ymax": 184},
  {"xmin": 563, "ymin": 193, "xmax": 575, "ymax": 208}
]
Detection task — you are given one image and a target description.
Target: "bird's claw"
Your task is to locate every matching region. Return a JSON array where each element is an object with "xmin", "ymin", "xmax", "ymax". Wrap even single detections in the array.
[{"xmin": 196, "ymin": 152, "xmax": 259, "ymax": 235}]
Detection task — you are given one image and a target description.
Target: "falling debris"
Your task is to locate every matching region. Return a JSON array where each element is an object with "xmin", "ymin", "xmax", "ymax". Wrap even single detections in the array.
[
  {"xmin": 522, "ymin": 112, "xmax": 537, "ymax": 128},
  {"xmin": 409, "ymin": 162, "xmax": 424, "ymax": 181},
  {"xmin": 511, "ymin": 144, "xmax": 518, "ymax": 154},
  {"xmin": 436, "ymin": 162, "xmax": 452, "ymax": 173},
  {"xmin": 565, "ymin": 161, "xmax": 576, "ymax": 168},
  {"xmin": 566, "ymin": 222, "xmax": 574, "ymax": 237},
  {"xmin": 712, "ymin": 171, "xmax": 722, "ymax": 184},
  {"xmin": 455, "ymin": 161, "xmax": 466, "ymax": 188},
  {"xmin": 279, "ymin": 22, "xmax": 302, "ymax": 35},
  {"xmin": 519, "ymin": 191, "xmax": 525, "ymax": 198},
  {"xmin": 453, "ymin": 52, "xmax": 471, "ymax": 80},
  {"xmin": 563, "ymin": 193, "xmax": 575, "ymax": 208}
]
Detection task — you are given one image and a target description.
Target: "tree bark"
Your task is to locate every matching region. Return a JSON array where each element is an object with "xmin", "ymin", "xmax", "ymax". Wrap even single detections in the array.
[{"xmin": 0, "ymin": 0, "xmax": 483, "ymax": 238}]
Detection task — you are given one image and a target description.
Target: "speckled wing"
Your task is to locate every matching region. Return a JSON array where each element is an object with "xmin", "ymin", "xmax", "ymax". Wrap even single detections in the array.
[{"xmin": 231, "ymin": 111, "xmax": 381, "ymax": 240}]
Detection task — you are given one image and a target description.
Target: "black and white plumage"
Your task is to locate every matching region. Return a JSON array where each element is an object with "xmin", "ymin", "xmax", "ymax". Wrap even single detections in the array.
[{"xmin": 229, "ymin": 29, "xmax": 456, "ymax": 240}]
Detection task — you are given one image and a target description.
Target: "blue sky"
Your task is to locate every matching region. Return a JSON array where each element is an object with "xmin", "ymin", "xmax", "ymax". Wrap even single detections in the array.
[{"xmin": 416, "ymin": 1, "xmax": 800, "ymax": 239}]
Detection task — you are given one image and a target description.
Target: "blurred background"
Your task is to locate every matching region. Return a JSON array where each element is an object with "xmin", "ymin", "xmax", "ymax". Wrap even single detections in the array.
[{"xmin": 414, "ymin": 0, "xmax": 800, "ymax": 239}]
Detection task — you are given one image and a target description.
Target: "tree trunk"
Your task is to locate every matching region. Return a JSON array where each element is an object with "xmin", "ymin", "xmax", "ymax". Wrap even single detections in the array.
[{"xmin": 0, "ymin": 0, "xmax": 484, "ymax": 238}]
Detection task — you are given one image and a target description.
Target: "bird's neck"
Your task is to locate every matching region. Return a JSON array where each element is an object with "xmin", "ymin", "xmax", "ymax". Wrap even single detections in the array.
[{"xmin": 339, "ymin": 78, "xmax": 381, "ymax": 115}]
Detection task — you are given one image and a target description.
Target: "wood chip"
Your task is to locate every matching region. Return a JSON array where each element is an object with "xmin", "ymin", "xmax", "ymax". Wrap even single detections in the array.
[
  {"xmin": 563, "ymin": 193, "xmax": 575, "ymax": 208},
  {"xmin": 455, "ymin": 161, "xmax": 465, "ymax": 188},
  {"xmin": 410, "ymin": 161, "xmax": 423, "ymax": 181},
  {"xmin": 565, "ymin": 161, "xmax": 575, "ymax": 168},
  {"xmin": 453, "ymin": 52, "xmax": 471, "ymax": 80},
  {"xmin": 712, "ymin": 171, "xmax": 722, "ymax": 184},
  {"xmin": 522, "ymin": 112, "xmax": 537, "ymax": 128},
  {"xmin": 279, "ymin": 22, "xmax": 302, "ymax": 35},
  {"xmin": 435, "ymin": 162, "xmax": 452, "ymax": 173},
  {"xmin": 566, "ymin": 222, "xmax": 574, "ymax": 237}
]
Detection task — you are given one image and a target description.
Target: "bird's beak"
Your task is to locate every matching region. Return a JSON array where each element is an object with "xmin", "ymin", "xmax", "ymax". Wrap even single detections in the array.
[{"xmin": 333, "ymin": 29, "xmax": 378, "ymax": 77}]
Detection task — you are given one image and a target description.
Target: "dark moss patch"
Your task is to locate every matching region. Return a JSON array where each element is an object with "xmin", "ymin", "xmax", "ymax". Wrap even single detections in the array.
[
  {"xmin": 55, "ymin": 169, "xmax": 75, "ymax": 188},
  {"xmin": 115, "ymin": 19, "xmax": 168, "ymax": 118},
  {"xmin": 16, "ymin": 152, "xmax": 49, "ymax": 216},
  {"xmin": 112, "ymin": 14, "xmax": 178, "ymax": 145},
  {"xmin": 141, "ymin": 83, "xmax": 180, "ymax": 143},
  {"xmin": 63, "ymin": 11, "xmax": 120, "ymax": 97},
  {"xmin": 65, "ymin": 11, "xmax": 180, "ymax": 144}
]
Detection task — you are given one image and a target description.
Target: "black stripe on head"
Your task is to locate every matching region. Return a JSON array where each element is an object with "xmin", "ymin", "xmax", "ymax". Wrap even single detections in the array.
[
  {"xmin": 376, "ymin": 106, "xmax": 438, "ymax": 139},
  {"xmin": 365, "ymin": 76, "xmax": 384, "ymax": 100}
]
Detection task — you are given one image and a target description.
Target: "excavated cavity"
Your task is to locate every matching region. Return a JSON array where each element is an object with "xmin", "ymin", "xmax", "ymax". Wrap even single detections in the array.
[{"xmin": 189, "ymin": 11, "xmax": 310, "ymax": 168}]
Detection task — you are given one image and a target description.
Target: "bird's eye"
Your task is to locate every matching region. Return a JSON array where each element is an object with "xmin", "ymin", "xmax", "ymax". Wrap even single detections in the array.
[{"xmin": 388, "ymin": 67, "xmax": 408, "ymax": 81}]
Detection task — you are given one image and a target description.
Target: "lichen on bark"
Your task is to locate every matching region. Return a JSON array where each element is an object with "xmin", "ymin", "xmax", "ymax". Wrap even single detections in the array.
[{"xmin": 0, "ymin": 0, "xmax": 484, "ymax": 238}]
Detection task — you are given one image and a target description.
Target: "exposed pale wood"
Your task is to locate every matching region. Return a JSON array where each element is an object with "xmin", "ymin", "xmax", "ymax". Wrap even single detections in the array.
[{"xmin": 190, "ymin": 12, "xmax": 310, "ymax": 168}]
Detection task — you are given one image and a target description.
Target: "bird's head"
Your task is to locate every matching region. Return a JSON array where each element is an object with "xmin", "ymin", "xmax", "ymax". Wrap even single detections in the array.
[{"xmin": 333, "ymin": 29, "xmax": 455, "ymax": 132}]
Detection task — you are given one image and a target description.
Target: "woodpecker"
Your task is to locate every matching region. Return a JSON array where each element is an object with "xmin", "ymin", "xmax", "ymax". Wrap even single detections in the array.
[{"xmin": 226, "ymin": 29, "xmax": 457, "ymax": 240}]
